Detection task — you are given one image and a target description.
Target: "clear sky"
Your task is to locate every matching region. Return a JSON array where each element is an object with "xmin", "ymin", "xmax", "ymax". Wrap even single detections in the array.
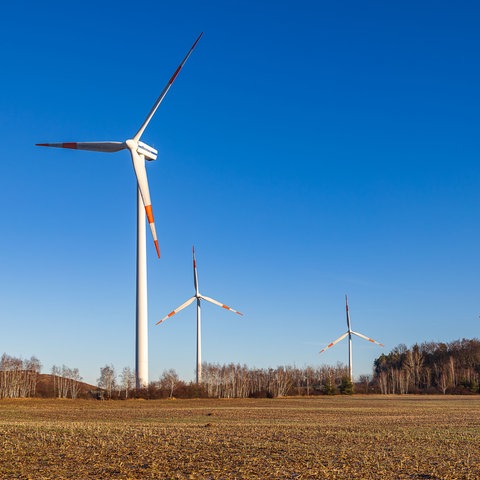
[{"xmin": 1, "ymin": 1, "xmax": 479, "ymax": 385}]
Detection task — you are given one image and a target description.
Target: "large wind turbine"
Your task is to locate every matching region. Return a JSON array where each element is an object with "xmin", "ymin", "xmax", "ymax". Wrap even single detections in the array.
[
  {"xmin": 319, "ymin": 295, "xmax": 384, "ymax": 381},
  {"xmin": 157, "ymin": 247, "xmax": 243, "ymax": 383},
  {"xmin": 36, "ymin": 33, "xmax": 203, "ymax": 388}
]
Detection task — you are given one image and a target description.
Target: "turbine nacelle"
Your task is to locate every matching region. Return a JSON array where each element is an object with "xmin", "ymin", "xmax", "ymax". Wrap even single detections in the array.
[{"xmin": 126, "ymin": 139, "xmax": 158, "ymax": 161}]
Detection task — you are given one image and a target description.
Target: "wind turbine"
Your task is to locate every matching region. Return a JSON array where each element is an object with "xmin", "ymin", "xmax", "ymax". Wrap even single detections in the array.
[
  {"xmin": 36, "ymin": 33, "xmax": 203, "ymax": 388},
  {"xmin": 156, "ymin": 247, "xmax": 243, "ymax": 383},
  {"xmin": 319, "ymin": 295, "xmax": 384, "ymax": 381}
]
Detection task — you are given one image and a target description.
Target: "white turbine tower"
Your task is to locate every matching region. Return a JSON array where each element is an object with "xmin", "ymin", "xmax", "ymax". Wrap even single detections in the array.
[
  {"xmin": 156, "ymin": 247, "xmax": 243, "ymax": 383},
  {"xmin": 36, "ymin": 33, "xmax": 203, "ymax": 388},
  {"xmin": 319, "ymin": 295, "xmax": 384, "ymax": 381}
]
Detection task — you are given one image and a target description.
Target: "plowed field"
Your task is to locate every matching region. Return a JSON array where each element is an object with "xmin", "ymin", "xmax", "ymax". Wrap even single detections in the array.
[{"xmin": 1, "ymin": 396, "xmax": 479, "ymax": 479}]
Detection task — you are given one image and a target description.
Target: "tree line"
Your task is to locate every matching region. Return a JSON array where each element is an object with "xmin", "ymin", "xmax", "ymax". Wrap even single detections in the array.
[
  {"xmin": 51, "ymin": 365, "xmax": 83, "ymax": 399},
  {"xmin": 95, "ymin": 363, "xmax": 354, "ymax": 399},
  {"xmin": 1, "ymin": 338, "xmax": 479, "ymax": 399},
  {"xmin": 0, "ymin": 354, "xmax": 41, "ymax": 398},
  {"xmin": 372, "ymin": 338, "xmax": 480, "ymax": 394}
]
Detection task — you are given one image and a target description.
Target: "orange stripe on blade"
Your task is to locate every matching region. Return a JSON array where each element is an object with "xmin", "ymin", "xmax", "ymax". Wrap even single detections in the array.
[
  {"xmin": 154, "ymin": 240, "xmax": 160, "ymax": 258},
  {"xmin": 222, "ymin": 305, "xmax": 230, "ymax": 310},
  {"xmin": 145, "ymin": 205, "xmax": 154, "ymax": 224},
  {"xmin": 62, "ymin": 143, "xmax": 78, "ymax": 149}
]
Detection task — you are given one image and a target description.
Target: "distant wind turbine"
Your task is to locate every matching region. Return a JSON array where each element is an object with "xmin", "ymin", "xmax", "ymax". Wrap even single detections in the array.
[
  {"xmin": 157, "ymin": 247, "xmax": 243, "ymax": 383},
  {"xmin": 319, "ymin": 295, "xmax": 384, "ymax": 381},
  {"xmin": 36, "ymin": 33, "xmax": 203, "ymax": 388}
]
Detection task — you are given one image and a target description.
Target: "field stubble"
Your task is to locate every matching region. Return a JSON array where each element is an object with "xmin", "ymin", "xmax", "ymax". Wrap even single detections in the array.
[{"xmin": 0, "ymin": 396, "xmax": 479, "ymax": 479}]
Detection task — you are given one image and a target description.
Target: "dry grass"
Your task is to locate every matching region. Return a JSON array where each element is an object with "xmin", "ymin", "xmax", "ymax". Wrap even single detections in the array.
[{"xmin": 0, "ymin": 396, "xmax": 479, "ymax": 479}]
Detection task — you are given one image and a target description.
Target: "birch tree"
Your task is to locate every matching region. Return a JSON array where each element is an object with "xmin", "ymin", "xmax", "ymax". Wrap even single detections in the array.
[
  {"xmin": 160, "ymin": 369, "xmax": 179, "ymax": 398},
  {"xmin": 97, "ymin": 365, "xmax": 116, "ymax": 398}
]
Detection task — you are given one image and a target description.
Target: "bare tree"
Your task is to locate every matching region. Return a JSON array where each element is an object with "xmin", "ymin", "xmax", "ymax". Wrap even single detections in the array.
[
  {"xmin": 119, "ymin": 367, "xmax": 135, "ymax": 399},
  {"xmin": 68, "ymin": 368, "xmax": 82, "ymax": 399},
  {"xmin": 51, "ymin": 365, "xmax": 60, "ymax": 397},
  {"xmin": 160, "ymin": 369, "xmax": 179, "ymax": 398},
  {"xmin": 97, "ymin": 365, "xmax": 116, "ymax": 399},
  {"xmin": 273, "ymin": 366, "xmax": 293, "ymax": 397},
  {"xmin": 0, "ymin": 354, "xmax": 41, "ymax": 398},
  {"xmin": 51, "ymin": 365, "xmax": 82, "ymax": 398}
]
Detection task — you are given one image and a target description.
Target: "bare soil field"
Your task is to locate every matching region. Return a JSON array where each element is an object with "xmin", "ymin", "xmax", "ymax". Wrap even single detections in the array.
[{"xmin": 0, "ymin": 395, "xmax": 479, "ymax": 479}]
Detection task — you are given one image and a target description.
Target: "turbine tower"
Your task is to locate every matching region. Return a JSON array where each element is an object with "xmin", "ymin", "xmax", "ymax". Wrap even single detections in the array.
[
  {"xmin": 157, "ymin": 247, "xmax": 243, "ymax": 383},
  {"xmin": 319, "ymin": 295, "xmax": 384, "ymax": 381},
  {"xmin": 36, "ymin": 33, "xmax": 203, "ymax": 388}
]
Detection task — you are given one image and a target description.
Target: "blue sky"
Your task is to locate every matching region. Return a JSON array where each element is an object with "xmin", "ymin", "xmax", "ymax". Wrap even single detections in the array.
[{"xmin": 1, "ymin": 1, "xmax": 479, "ymax": 385}]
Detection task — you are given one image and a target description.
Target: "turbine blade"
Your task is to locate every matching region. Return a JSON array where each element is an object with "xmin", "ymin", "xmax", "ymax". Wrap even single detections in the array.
[
  {"xmin": 133, "ymin": 32, "xmax": 203, "ymax": 142},
  {"xmin": 128, "ymin": 146, "xmax": 160, "ymax": 258},
  {"xmin": 193, "ymin": 246, "xmax": 199, "ymax": 296},
  {"xmin": 345, "ymin": 294, "xmax": 351, "ymax": 331},
  {"xmin": 319, "ymin": 332, "xmax": 349, "ymax": 354},
  {"xmin": 200, "ymin": 295, "xmax": 243, "ymax": 316},
  {"xmin": 156, "ymin": 296, "xmax": 196, "ymax": 325},
  {"xmin": 36, "ymin": 141, "xmax": 126, "ymax": 153},
  {"xmin": 351, "ymin": 331, "xmax": 384, "ymax": 347}
]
